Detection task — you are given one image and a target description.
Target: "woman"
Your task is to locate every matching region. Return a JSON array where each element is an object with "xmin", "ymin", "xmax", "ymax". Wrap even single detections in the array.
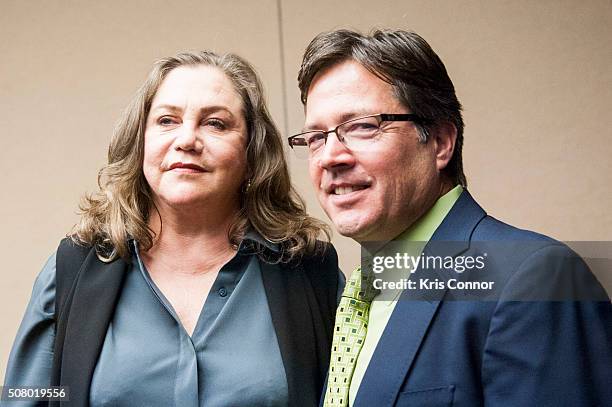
[{"xmin": 4, "ymin": 51, "xmax": 341, "ymax": 406}]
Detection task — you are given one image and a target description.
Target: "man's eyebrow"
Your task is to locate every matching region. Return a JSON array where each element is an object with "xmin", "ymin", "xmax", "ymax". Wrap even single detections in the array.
[{"xmin": 303, "ymin": 110, "xmax": 373, "ymax": 131}]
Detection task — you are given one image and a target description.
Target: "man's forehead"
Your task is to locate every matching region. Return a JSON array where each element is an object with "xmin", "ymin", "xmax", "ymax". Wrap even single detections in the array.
[
  {"xmin": 303, "ymin": 62, "xmax": 403, "ymax": 129},
  {"xmin": 307, "ymin": 60, "xmax": 397, "ymax": 98},
  {"xmin": 307, "ymin": 60, "xmax": 373, "ymax": 95}
]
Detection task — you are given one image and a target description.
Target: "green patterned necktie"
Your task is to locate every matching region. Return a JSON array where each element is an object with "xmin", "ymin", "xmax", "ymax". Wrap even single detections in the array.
[{"xmin": 323, "ymin": 266, "xmax": 380, "ymax": 407}]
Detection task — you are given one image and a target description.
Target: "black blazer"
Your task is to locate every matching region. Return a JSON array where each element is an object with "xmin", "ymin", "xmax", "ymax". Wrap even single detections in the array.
[{"xmin": 51, "ymin": 238, "xmax": 339, "ymax": 407}]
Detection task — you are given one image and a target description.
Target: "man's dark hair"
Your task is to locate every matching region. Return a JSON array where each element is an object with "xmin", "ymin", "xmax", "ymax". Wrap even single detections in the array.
[{"xmin": 298, "ymin": 29, "xmax": 466, "ymax": 187}]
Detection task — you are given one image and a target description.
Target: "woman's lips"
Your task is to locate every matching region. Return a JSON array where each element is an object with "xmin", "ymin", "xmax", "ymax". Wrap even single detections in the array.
[{"xmin": 168, "ymin": 162, "xmax": 206, "ymax": 172}]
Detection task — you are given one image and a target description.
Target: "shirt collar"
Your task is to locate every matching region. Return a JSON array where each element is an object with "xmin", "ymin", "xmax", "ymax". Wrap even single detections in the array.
[
  {"xmin": 240, "ymin": 230, "xmax": 281, "ymax": 253},
  {"xmin": 129, "ymin": 230, "xmax": 280, "ymax": 255},
  {"xmin": 396, "ymin": 185, "xmax": 464, "ymax": 244}
]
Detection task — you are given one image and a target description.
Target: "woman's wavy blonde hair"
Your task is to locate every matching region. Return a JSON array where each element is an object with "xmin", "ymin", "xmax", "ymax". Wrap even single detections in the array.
[{"xmin": 73, "ymin": 51, "xmax": 329, "ymax": 262}]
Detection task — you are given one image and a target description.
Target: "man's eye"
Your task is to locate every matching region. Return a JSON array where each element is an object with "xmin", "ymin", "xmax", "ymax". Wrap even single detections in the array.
[
  {"xmin": 345, "ymin": 122, "xmax": 378, "ymax": 133},
  {"xmin": 306, "ymin": 133, "xmax": 326, "ymax": 149},
  {"xmin": 203, "ymin": 118, "xmax": 226, "ymax": 130}
]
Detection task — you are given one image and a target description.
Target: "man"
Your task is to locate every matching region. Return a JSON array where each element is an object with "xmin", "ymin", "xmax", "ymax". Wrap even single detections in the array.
[{"xmin": 288, "ymin": 29, "xmax": 612, "ymax": 406}]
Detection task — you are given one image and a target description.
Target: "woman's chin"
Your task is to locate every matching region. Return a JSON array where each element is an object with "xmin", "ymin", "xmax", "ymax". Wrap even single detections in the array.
[
  {"xmin": 165, "ymin": 196, "xmax": 208, "ymax": 208},
  {"xmin": 156, "ymin": 193, "xmax": 236, "ymax": 213}
]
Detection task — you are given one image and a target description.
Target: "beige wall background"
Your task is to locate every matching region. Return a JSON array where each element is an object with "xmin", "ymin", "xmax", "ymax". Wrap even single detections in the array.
[{"xmin": 1, "ymin": 0, "xmax": 610, "ymax": 382}]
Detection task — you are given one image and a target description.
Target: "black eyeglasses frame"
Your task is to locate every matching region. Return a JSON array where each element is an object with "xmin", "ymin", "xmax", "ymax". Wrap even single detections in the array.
[{"xmin": 287, "ymin": 113, "xmax": 430, "ymax": 150}]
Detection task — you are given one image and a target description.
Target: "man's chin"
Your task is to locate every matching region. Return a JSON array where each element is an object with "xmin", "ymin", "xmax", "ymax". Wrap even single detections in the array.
[
  {"xmin": 332, "ymin": 219, "xmax": 370, "ymax": 241},
  {"xmin": 323, "ymin": 206, "xmax": 376, "ymax": 238}
]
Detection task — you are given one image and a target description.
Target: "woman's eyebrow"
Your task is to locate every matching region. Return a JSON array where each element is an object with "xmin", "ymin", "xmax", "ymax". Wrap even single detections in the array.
[
  {"xmin": 149, "ymin": 104, "xmax": 182, "ymax": 114},
  {"xmin": 149, "ymin": 104, "xmax": 236, "ymax": 119},
  {"xmin": 198, "ymin": 106, "xmax": 236, "ymax": 118}
]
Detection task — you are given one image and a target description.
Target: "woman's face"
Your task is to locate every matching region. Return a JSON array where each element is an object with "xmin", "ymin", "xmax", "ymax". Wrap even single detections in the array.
[{"xmin": 143, "ymin": 65, "xmax": 248, "ymax": 215}]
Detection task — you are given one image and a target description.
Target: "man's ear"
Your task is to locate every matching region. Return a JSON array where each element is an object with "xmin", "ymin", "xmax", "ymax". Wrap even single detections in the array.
[{"xmin": 432, "ymin": 122, "xmax": 457, "ymax": 172}]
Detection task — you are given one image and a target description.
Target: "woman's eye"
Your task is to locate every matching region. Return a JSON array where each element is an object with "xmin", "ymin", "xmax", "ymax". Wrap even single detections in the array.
[
  {"xmin": 204, "ymin": 119, "xmax": 226, "ymax": 130},
  {"xmin": 158, "ymin": 116, "xmax": 177, "ymax": 125}
]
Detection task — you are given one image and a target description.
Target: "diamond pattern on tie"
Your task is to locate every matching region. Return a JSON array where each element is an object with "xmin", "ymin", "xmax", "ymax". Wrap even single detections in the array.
[{"xmin": 323, "ymin": 267, "xmax": 379, "ymax": 407}]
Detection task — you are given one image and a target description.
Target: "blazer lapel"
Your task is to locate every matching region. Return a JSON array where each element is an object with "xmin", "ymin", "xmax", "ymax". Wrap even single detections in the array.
[
  {"xmin": 353, "ymin": 298, "xmax": 443, "ymax": 407},
  {"xmin": 354, "ymin": 190, "xmax": 487, "ymax": 407},
  {"xmin": 260, "ymin": 260, "xmax": 319, "ymax": 406},
  {"xmin": 60, "ymin": 254, "xmax": 128, "ymax": 406}
]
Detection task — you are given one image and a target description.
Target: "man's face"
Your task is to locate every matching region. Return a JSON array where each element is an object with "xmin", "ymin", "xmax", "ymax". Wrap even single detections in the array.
[{"xmin": 305, "ymin": 60, "xmax": 444, "ymax": 243}]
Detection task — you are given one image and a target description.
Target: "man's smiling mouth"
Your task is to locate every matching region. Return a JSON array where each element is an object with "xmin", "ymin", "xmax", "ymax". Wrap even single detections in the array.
[{"xmin": 332, "ymin": 185, "xmax": 368, "ymax": 195}]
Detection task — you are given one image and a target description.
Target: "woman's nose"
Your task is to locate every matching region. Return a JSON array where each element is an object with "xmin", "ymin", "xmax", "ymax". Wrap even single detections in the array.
[{"xmin": 174, "ymin": 123, "xmax": 203, "ymax": 153}]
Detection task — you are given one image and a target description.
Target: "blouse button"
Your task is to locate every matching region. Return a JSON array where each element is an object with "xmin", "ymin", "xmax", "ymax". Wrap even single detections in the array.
[{"xmin": 218, "ymin": 287, "xmax": 228, "ymax": 297}]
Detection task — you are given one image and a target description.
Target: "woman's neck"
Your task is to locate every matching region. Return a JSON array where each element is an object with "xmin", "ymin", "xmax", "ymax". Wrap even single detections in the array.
[{"xmin": 142, "ymin": 202, "xmax": 240, "ymax": 275}]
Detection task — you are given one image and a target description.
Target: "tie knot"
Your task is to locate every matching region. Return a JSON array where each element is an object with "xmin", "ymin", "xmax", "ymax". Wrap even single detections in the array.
[{"xmin": 342, "ymin": 266, "xmax": 380, "ymax": 303}]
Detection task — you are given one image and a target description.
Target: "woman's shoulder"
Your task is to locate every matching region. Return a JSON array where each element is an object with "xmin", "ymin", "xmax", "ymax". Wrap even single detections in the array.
[
  {"xmin": 296, "ymin": 240, "xmax": 340, "ymax": 290},
  {"xmin": 56, "ymin": 236, "xmax": 93, "ymax": 257},
  {"xmin": 25, "ymin": 250, "xmax": 57, "ymax": 319},
  {"xmin": 295, "ymin": 241, "xmax": 344, "ymax": 312},
  {"xmin": 28, "ymin": 236, "xmax": 88, "ymax": 318},
  {"xmin": 4, "ymin": 251, "xmax": 58, "ymax": 389},
  {"xmin": 301, "ymin": 240, "xmax": 338, "ymax": 268}
]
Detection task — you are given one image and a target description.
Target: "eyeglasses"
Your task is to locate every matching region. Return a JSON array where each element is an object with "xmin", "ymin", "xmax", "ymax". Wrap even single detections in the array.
[{"xmin": 287, "ymin": 113, "xmax": 429, "ymax": 159}]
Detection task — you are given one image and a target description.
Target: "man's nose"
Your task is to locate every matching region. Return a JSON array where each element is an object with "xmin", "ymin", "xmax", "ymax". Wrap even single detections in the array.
[
  {"xmin": 316, "ymin": 131, "xmax": 355, "ymax": 170},
  {"xmin": 174, "ymin": 123, "xmax": 203, "ymax": 153}
]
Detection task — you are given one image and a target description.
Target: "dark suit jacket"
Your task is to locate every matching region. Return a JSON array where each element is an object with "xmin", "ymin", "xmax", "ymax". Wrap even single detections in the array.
[
  {"xmin": 352, "ymin": 191, "xmax": 612, "ymax": 406},
  {"xmin": 51, "ymin": 239, "xmax": 340, "ymax": 407}
]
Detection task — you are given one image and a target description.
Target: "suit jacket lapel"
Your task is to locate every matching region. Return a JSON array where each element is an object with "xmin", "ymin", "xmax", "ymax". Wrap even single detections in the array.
[
  {"xmin": 353, "ymin": 297, "xmax": 443, "ymax": 407},
  {"xmin": 354, "ymin": 191, "xmax": 487, "ymax": 407},
  {"xmin": 60, "ymin": 253, "xmax": 128, "ymax": 406}
]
